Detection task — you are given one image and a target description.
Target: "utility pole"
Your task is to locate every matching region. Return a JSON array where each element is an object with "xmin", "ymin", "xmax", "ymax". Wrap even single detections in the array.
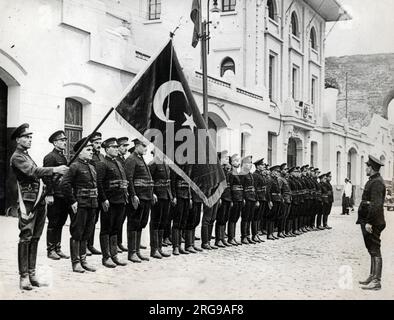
[{"xmin": 345, "ymin": 72, "xmax": 348, "ymax": 119}]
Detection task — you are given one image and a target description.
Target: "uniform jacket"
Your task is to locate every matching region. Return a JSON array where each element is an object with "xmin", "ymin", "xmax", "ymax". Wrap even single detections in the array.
[
  {"xmin": 91, "ymin": 150, "xmax": 105, "ymax": 167},
  {"xmin": 288, "ymin": 176, "xmax": 300, "ymax": 205},
  {"xmin": 149, "ymin": 160, "xmax": 173, "ymax": 200},
  {"xmin": 319, "ymin": 181, "xmax": 330, "ymax": 204},
  {"xmin": 230, "ymin": 168, "xmax": 243, "ymax": 202},
  {"xmin": 10, "ymin": 145, "xmax": 54, "ymax": 205},
  {"xmin": 124, "ymin": 152, "xmax": 153, "ymax": 201},
  {"xmin": 357, "ymin": 173, "xmax": 386, "ymax": 226},
  {"xmin": 269, "ymin": 175, "xmax": 283, "ymax": 202},
  {"xmin": 221, "ymin": 164, "xmax": 232, "ymax": 202},
  {"xmin": 43, "ymin": 148, "xmax": 67, "ymax": 198},
  {"xmin": 253, "ymin": 170, "xmax": 270, "ymax": 202},
  {"xmin": 326, "ymin": 181, "xmax": 334, "ymax": 204},
  {"xmin": 60, "ymin": 158, "xmax": 98, "ymax": 208},
  {"xmin": 173, "ymin": 165, "xmax": 191, "ymax": 200},
  {"xmin": 241, "ymin": 172, "xmax": 256, "ymax": 201},
  {"xmin": 278, "ymin": 175, "xmax": 292, "ymax": 204},
  {"xmin": 117, "ymin": 154, "xmax": 127, "ymax": 168},
  {"xmin": 96, "ymin": 155, "xmax": 128, "ymax": 204}
]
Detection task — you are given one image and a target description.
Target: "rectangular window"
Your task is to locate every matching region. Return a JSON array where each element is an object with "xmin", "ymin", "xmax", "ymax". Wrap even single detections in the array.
[
  {"xmin": 268, "ymin": 132, "xmax": 273, "ymax": 166},
  {"xmin": 65, "ymin": 98, "xmax": 83, "ymax": 159},
  {"xmin": 241, "ymin": 132, "xmax": 246, "ymax": 158},
  {"xmin": 292, "ymin": 66, "xmax": 299, "ymax": 100},
  {"xmin": 311, "ymin": 77, "xmax": 317, "ymax": 106},
  {"xmin": 148, "ymin": 0, "xmax": 161, "ymax": 20},
  {"xmin": 269, "ymin": 55, "xmax": 275, "ymax": 101},
  {"xmin": 222, "ymin": 0, "xmax": 236, "ymax": 12},
  {"xmin": 310, "ymin": 141, "xmax": 317, "ymax": 167}
]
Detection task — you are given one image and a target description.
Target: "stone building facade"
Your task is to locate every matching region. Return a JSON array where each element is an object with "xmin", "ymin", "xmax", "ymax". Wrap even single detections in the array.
[{"xmin": 0, "ymin": 0, "xmax": 392, "ymax": 210}]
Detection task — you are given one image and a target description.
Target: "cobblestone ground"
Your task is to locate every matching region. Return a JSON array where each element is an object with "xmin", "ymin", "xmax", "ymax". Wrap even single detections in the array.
[{"xmin": 0, "ymin": 207, "xmax": 393, "ymax": 300}]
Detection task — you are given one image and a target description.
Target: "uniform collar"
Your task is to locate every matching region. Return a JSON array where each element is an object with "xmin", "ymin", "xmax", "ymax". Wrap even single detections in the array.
[
  {"xmin": 53, "ymin": 148, "xmax": 64, "ymax": 155},
  {"xmin": 369, "ymin": 172, "xmax": 381, "ymax": 180},
  {"xmin": 105, "ymin": 155, "xmax": 117, "ymax": 161},
  {"xmin": 16, "ymin": 144, "xmax": 28, "ymax": 154},
  {"xmin": 78, "ymin": 158, "xmax": 89, "ymax": 164}
]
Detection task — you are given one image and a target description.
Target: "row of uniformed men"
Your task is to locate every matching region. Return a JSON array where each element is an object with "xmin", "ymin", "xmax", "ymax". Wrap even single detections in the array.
[{"xmin": 10, "ymin": 123, "xmax": 333, "ymax": 290}]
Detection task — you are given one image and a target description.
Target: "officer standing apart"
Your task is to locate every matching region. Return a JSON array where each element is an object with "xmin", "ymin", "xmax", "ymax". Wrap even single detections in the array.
[
  {"xmin": 357, "ymin": 155, "xmax": 386, "ymax": 291},
  {"xmin": 43, "ymin": 130, "xmax": 72, "ymax": 260},
  {"xmin": 116, "ymin": 136, "xmax": 130, "ymax": 252},
  {"xmin": 60, "ymin": 138, "xmax": 98, "ymax": 273},
  {"xmin": 96, "ymin": 137, "xmax": 128, "ymax": 268},
  {"xmin": 87, "ymin": 132, "xmax": 104, "ymax": 255},
  {"xmin": 11, "ymin": 124, "xmax": 69, "ymax": 290},
  {"xmin": 125, "ymin": 139, "xmax": 154, "ymax": 263}
]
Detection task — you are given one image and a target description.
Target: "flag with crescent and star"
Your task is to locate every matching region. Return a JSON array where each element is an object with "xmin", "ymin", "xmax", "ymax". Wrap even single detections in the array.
[{"xmin": 114, "ymin": 39, "xmax": 226, "ymax": 207}]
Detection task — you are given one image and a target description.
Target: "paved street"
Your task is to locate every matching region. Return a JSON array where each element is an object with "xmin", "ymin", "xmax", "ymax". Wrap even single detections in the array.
[{"xmin": 0, "ymin": 207, "xmax": 393, "ymax": 300}]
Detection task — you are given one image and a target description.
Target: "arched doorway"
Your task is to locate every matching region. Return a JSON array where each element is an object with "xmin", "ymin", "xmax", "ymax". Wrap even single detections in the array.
[
  {"xmin": 287, "ymin": 137, "xmax": 302, "ymax": 167},
  {"xmin": 0, "ymin": 78, "xmax": 7, "ymax": 214},
  {"xmin": 347, "ymin": 147, "xmax": 357, "ymax": 182},
  {"xmin": 208, "ymin": 111, "xmax": 228, "ymax": 152}
]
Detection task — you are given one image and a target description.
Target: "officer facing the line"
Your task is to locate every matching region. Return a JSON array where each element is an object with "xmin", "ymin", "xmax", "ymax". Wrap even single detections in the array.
[{"xmin": 11, "ymin": 124, "xmax": 69, "ymax": 290}]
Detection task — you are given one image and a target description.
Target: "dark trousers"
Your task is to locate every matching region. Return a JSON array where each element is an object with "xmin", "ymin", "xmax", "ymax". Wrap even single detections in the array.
[
  {"xmin": 117, "ymin": 209, "xmax": 127, "ymax": 244},
  {"xmin": 216, "ymin": 200, "xmax": 231, "ymax": 226},
  {"xmin": 46, "ymin": 197, "xmax": 72, "ymax": 251},
  {"xmin": 229, "ymin": 201, "xmax": 242, "ymax": 223},
  {"xmin": 100, "ymin": 203, "xmax": 126, "ymax": 236},
  {"xmin": 70, "ymin": 207, "xmax": 96, "ymax": 241},
  {"xmin": 202, "ymin": 201, "xmax": 219, "ymax": 228},
  {"xmin": 361, "ymin": 223, "xmax": 386, "ymax": 257},
  {"xmin": 151, "ymin": 199, "xmax": 171, "ymax": 230},
  {"xmin": 241, "ymin": 200, "xmax": 255, "ymax": 223},
  {"xmin": 19, "ymin": 202, "xmax": 47, "ymax": 243},
  {"xmin": 164, "ymin": 205, "xmax": 175, "ymax": 239},
  {"xmin": 127, "ymin": 199, "xmax": 151, "ymax": 232},
  {"xmin": 172, "ymin": 198, "xmax": 190, "ymax": 230},
  {"xmin": 88, "ymin": 208, "xmax": 100, "ymax": 247},
  {"xmin": 342, "ymin": 196, "xmax": 350, "ymax": 214},
  {"xmin": 186, "ymin": 202, "xmax": 202, "ymax": 230}
]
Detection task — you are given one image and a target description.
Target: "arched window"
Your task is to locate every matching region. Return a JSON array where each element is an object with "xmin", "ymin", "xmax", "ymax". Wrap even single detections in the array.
[
  {"xmin": 336, "ymin": 151, "xmax": 341, "ymax": 185},
  {"xmin": 267, "ymin": 0, "xmax": 277, "ymax": 21},
  {"xmin": 310, "ymin": 27, "xmax": 317, "ymax": 50},
  {"xmin": 65, "ymin": 98, "xmax": 83, "ymax": 159},
  {"xmin": 220, "ymin": 57, "xmax": 235, "ymax": 77},
  {"xmin": 291, "ymin": 12, "xmax": 299, "ymax": 37}
]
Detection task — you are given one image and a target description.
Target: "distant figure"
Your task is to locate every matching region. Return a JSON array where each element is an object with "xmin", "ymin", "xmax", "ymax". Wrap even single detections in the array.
[{"xmin": 342, "ymin": 178, "xmax": 352, "ymax": 215}]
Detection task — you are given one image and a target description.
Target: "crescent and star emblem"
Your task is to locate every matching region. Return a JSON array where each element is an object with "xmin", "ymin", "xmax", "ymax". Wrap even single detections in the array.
[{"xmin": 153, "ymin": 80, "xmax": 196, "ymax": 130}]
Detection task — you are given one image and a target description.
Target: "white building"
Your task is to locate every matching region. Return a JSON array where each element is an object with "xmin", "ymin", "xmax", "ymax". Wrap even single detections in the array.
[{"xmin": 0, "ymin": 0, "xmax": 392, "ymax": 210}]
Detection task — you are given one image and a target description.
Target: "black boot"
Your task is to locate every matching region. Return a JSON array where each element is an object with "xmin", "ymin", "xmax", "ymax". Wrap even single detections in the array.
[
  {"xmin": 137, "ymin": 231, "xmax": 149, "ymax": 261},
  {"xmin": 241, "ymin": 222, "xmax": 249, "ymax": 244},
  {"xmin": 28, "ymin": 239, "xmax": 47, "ymax": 287},
  {"xmin": 70, "ymin": 238, "xmax": 85, "ymax": 273},
  {"xmin": 251, "ymin": 221, "xmax": 261, "ymax": 243},
  {"xmin": 128, "ymin": 231, "xmax": 141, "ymax": 263},
  {"xmin": 47, "ymin": 227, "xmax": 60, "ymax": 260},
  {"xmin": 208, "ymin": 224, "xmax": 218, "ymax": 249},
  {"xmin": 118, "ymin": 227, "xmax": 128, "ymax": 252},
  {"xmin": 100, "ymin": 235, "xmax": 116, "ymax": 268},
  {"xmin": 88, "ymin": 228, "xmax": 101, "ymax": 255},
  {"xmin": 18, "ymin": 242, "xmax": 33, "ymax": 290},
  {"xmin": 201, "ymin": 225, "xmax": 212, "ymax": 250},
  {"xmin": 362, "ymin": 257, "xmax": 382, "ymax": 290},
  {"xmin": 323, "ymin": 215, "xmax": 332, "ymax": 229},
  {"xmin": 215, "ymin": 224, "xmax": 225, "ymax": 248},
  {"xmin": 150, "ymin": 230, "xmax": 163, "ymax": 259},
  {"xmin": 110, "ymin": 235, "xmax": 127, "ymax": 265},
  {"xmin": 55, "ymin": 228, "xmax": 69, "ymax": 259},
  {"xmin": 185, "ymin": 230, "xmax": 197, "ymax": 253},
  {"xmin": 192, "ymin": 229, "xmax": 203, "ymax": 252},
  {"xmin": 227, "ymin": 222, "xmax": 237, "ymax": 245},
  {"xmin": 80, "ymin": 240, "xmax": 97, "ymax": 272},
  {"xmin": 220, "ymin": 225, "xmax": 231, "ymax": 246},
  {"xmin": 359, "ymin": 257, "xmax": 375, "ymax": 285},
  {"xmin": 158, "ymin": 230, "xmax": 171, "ymax": 257},
  {"xmin": 179, "ymin": 230, "xmax": 190, "ymax": 254},
  {"xmin": 172, "ymin": 228, "xmax": 180, "ymax": 255}
]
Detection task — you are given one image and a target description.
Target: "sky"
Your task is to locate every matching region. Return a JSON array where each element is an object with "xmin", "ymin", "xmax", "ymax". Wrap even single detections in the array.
[{"xmin": 325, "ymin": 0, "xmax": 394, "ymax": 57}]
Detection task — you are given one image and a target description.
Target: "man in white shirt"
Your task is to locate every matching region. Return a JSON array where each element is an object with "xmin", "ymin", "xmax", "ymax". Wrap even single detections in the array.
[{"xmin": 342, "ymin": 178, "xmax": 352, "ymax": 215}]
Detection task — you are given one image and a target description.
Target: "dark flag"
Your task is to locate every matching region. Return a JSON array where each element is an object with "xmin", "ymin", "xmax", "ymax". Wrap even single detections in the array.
[
  {"xmin": 190, "ymin": 0, "xmax": 201, "ymax": 48},
  {"xmin": 114, "ymin": 39, "xmax": 226, "ymax": 207}
]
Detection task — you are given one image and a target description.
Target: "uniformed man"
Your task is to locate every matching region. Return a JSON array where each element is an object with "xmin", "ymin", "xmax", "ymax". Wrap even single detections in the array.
[
  {"xmin": 278, "ymin": 163, "xmax": 291, "ymax": 238},
  {"xmin": 125, "ymin": 139, "xmax": 154, "ymax": 263},
  {"xmin": 43, "ymin": 130, "xmax": 72, "ymax": 260},
  {"xmin": 96, "ymin": 137, "xmax": 128, "ymax": 268},
  {"xmin": 215, "ymin": 151, "xmax": 232, "ymax": 247},
  {"xmin": 300, "ymin": 165, "xmax": 313, "ymax": 232},
  {"xmin": 240, "ymin": 156, "xmax": 258, "ymax": 244},
  {"xmin": 186, "ymin": 186, "xmax": 204, "ymax": 253},
  {"xmin": 260, "ymin": 163, "xmax": 273, "ymax": 235},
  {"xmin": 202, "ymin": 186, "xmax": 220, "ymax": 250},
  {"xmin": 252, "ymin": 158, "xmax": 268, "ymax": 242},
  {"xmin": 357, "ymin": 155, "xmax": 386, "ymax": 291},
  {"xmin": 323, "ymin": 172, "xmax": 333, "ymax": 229},
  {"xmin": 60, "ymin": 137, "xmax": 97, "ymax": 273},
  {"xmin": 149, "ymin": 149, "xmax": 174, "ymax": 258},
  {"xmin": 287, "ymin": 166, "xmax": 301, "ymax": 236},
  {"xmin": 267, "ymin": 165, "xmax": 282, "ymax": 240},
  {"xmin": 172, "ymin": 165, "xmax": 192, "ymax": 254},
  {"xmin": 116, "ymin": 136, "xmax": 130, "ymax": 252},
  {"xmin": 312, "ymin": 168, "xmax": 323, "ymax": 231},
  {"xmin": 87, "ymin": 132, "xmax": 104, "ymax": 255},
  {"xmin": 318, "ymin": 173, "xmax": 329, "ymax": 230},
  {"xmin": 11, "ymin": 124, "xmax": 69, "ymax": 290},
  {"xmin": 227, "ymin": 154, "xmax": 243, "ymax": 246}
]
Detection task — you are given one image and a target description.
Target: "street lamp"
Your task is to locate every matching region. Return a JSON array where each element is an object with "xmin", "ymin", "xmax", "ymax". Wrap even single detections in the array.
[{"xmin": 201, "ymin": 0, "xmax": 221, "ymax": 124}]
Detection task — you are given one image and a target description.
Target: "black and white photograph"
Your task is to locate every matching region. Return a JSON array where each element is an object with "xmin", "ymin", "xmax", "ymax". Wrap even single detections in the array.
[{"xmin": 0, "ymin": 0, "xmax": 393, "ymax": 304}]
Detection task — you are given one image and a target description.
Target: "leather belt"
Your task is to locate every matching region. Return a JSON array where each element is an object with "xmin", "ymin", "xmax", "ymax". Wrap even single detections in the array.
[
  {"xmin": 154, "ymin": 179, "xmax": 171, "ymax": 187},
  {"xmin": 134, "ymin": 179, "xmax": 154, "ymax": 187},
  {"xmin": 232, "ymin": 185, "xmax": 243, "ymax": 191},
  {"xmin": 177, "ymin": 181, "xmax": 189, "ymax": 188},
  {"xmin": 244, "ymin": 186, "xmax": 255, "ymax": 193},
  {"xmin": 76, "ymin": 188, "xmax": 98, "ymax": 198},
  {"xmin": 108, "ymin": 180, "xmax": 128, "ymax": 189},
  {"xmin": 361, "ymin": 200, "xmax": 371, "ymax": 205}
]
